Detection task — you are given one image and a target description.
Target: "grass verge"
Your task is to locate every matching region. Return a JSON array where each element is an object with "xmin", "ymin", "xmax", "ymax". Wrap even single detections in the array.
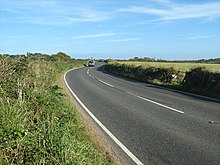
[{"xmin": 0, "ymin": 54, "xmax": 112, "ymax": 164}]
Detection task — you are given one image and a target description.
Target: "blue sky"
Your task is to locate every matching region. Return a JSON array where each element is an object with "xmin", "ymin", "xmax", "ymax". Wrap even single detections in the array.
[{"xmin": 0, "ymin": 0, "xmax": 220, "ymax": 60}]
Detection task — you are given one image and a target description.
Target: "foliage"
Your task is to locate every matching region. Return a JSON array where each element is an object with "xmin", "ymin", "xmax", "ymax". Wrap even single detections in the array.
[
  {"xmin": 182, "ymin": 67, "xmax": 220, "ymax": 98},
  {"xmin": 196, "ymin": 58, "xmax": 220, "ymax": 64},
  {"xmin": 0, "ymin": 54, "xmax": 111, "ymax": 164},
  {"xmin": 104, "ymin": 59, "xmax": 112, "ymax": 63},
  {"xmin": 105, "ymin": 62, "xmax": 220, "ymax": 99},
  {"xmin": 129, "ymin": 56, "xmax": 155, "ymax": 62},
  {"xmin": 50, "ymin": 52, "xmax": 71, "ymax": 61},
  {"xmin": 127, "ymin": 57, "xmax": 220, "ymax": 64},
  {"xmin": 105, "ymin": 63, "xmax": 178, "ymax": 83}
]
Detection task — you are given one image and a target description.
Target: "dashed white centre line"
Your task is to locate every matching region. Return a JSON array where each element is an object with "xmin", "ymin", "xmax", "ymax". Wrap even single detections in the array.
[
  {"xmin": 87, "ymin": 68, "xmax": 185, "ymax": 114},
  {"xmin": 89, "ymin": 74, "xmax": 95, "ymax": 79},
  {"xmin": 127, "ymin": 91, "xmax": 185, "ymax": 114},
  {"xmin": 98, "ymin": 79, "xmax": 114, "ymax": 88},
  {"xmin": 87, "ymin": 68, "xmax": 114, "ymax": 87},
  {"xmin": 87, "ymin": 68, "xmax": 95, "ymax": 78}
]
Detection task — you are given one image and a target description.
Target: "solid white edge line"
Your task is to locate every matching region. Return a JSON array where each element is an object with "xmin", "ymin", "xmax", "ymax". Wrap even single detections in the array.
[{"xmin": 64, "ymin": 70, "xmax": 144, "ymax": 165}]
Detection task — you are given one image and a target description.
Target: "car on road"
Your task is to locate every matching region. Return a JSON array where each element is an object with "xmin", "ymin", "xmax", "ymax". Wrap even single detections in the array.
[{"xmin": 88, "ymin": 60, "xmax": 95, "ymax": 67}]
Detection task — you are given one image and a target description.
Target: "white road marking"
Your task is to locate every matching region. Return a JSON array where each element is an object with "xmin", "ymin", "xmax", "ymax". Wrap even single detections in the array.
[
  {"xmin": 137, "ymin": 95, "xmax": 185, "ymax": 114},
  {"xmin": 98, "ymin": 79, "xmax": 114, "ymax": 88},
  {"xmin": 126, "ymin": 91, "xmax": 185, "ymax": 114},
  {"xmin": 87, "ymin": 68, "xmax": 114, "ymax": 87},
  {"xmin": 88, "ymin": 68, "xmax": 185, "ymax": 114},
  {"xmin": 88, "ymin": 74, "xmax": 95, "ymax": 79},
  {"xmin": 64, "ymin": 70, "xmax": 144, "ymax": 165},
  {"xmin": 87, "ymin": 68, "xmax": 95, "ymax": 78}
]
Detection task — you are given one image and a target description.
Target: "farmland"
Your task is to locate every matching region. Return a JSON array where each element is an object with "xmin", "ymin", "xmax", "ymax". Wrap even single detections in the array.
[{"xmin": 115, "ymin": 61, "xmax": 220, "ymax": 73}]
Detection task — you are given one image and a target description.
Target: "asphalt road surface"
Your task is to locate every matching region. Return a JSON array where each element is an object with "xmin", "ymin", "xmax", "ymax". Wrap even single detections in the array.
[{"xmin": 65, "ymin": 63, "xmax": 220, "ymax": 165}]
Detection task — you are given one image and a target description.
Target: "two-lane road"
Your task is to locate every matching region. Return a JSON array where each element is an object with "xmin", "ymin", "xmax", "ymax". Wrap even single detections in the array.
[{"xmin": 65, "ymin": 63, "xmax": 220, "ymax": 165}]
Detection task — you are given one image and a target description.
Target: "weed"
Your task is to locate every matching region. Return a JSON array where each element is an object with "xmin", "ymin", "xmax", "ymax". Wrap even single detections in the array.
[{"xmin": 0, "ymin": 54, "xmax": 111, "ymax": 164}]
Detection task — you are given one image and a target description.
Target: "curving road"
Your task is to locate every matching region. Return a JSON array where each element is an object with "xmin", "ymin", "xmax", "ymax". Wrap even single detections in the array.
[{"xmin": 65, "ymin": 63, "xmax": 220, "ymax": 165}]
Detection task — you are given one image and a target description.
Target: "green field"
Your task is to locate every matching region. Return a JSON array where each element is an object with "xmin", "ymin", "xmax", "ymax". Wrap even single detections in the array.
[{"xmin": 116, "ymin": 61, "xmax": 220, "ymax": 73}]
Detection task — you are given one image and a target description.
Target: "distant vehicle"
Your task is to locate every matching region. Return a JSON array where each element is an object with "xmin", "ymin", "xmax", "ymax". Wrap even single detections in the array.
[{"xmin": 88, "ymin": 60, "xmax": 95, "ymax": 67}]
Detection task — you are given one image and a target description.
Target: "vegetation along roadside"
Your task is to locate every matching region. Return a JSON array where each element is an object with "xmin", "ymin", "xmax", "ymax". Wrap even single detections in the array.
[
  {"xmin": 0, "ymin": 52, "xmax": 112, "ymax": 164},
  {"xmin": 105, "ymin": 60, "xmax": 220, "ymax": 100}
]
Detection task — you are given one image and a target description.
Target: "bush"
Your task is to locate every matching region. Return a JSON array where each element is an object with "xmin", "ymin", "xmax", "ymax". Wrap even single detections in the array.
[
  {"xmin": 105, "ymin": 63, "xmax": 220, "ymax": 99},
  {"xmin": 105, "ymin": 63, "xmax": 177, "ymax": 83},
  {"xmin": 0, "ymin": 55, "xmax": 111, "ymax": 164},
  {"xmin": 183, "ymin": 67, "xmax": 220, "ymax": 98}
]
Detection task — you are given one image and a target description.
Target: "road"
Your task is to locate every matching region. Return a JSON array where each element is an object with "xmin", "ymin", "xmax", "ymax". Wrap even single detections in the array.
[{"xmin": 65, "ymin": 63, "xmax": 220, "ymax": 165}]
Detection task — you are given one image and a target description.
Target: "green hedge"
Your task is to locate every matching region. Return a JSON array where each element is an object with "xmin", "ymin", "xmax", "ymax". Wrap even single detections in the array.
[
  {"xmin": 105, "ymin": 63, "xmax": 220, "ymax": 99},
  {"xmin": 105, "ymin": 63, "xmax": 178, "ymax": 83},
  {"xmin": 183, "ymin": 67, "xmax": 220, "ymax": 98},
  {"xmin": 0, "ymin": 55, "xmax": 111, "ymax": 164}
]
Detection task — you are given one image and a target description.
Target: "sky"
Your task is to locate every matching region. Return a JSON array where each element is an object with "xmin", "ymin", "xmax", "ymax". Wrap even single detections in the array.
[{"xmin": 0, "ymin": 0, "xmax": 220, "ymax": 60}]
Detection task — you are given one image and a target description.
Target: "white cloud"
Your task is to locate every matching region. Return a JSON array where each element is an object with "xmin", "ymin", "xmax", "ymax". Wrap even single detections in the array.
[
  {"xmin": 103, "ymin": 38, "xmax": 142, "ymax": 42},
  {"xmin": 120, "ymin": 6, "xmax": 166, "ymax": 15},
  {"xmin": 73, "ymin": 33, "xmax": 116, "ymax": 39},
  {"xmin": 120, "ymin": 2, "xmax": 220, "ymax": 22},
  {"xmin": 0, "ymin": 1, "xmax": 109, "ymax": 25},
  {"xmin": 183, "ymin": 35, "xmax": 220, "ymax": 40}
]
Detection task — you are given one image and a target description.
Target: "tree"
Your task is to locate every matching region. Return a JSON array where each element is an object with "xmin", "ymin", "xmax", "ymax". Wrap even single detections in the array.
[{"xmin": 50, "ymin": 52, "xmax": 71, "ymax": 61}]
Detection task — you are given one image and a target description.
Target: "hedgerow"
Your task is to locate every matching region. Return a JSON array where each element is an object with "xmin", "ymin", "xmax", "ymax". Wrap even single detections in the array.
[
  {"xmin": 0, "ymin": 53, "xmax": 111, "ymax": 164},
  {"xmin": 105, "ymin": 63, "xmax": 220, "ymax": 99},
  {"xmin": 183, "ymin": 67, "xmax": 220, "ymax": 98},
  {"xmin": 105, "ymin": 63, "xmax": 179, "ymax": 83}
]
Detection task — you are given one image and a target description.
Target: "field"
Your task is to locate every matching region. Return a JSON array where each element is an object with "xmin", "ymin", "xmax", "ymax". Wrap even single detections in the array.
[{"xmin": 117, "ymin": 61, "xmax": 220, "ymax": 73}]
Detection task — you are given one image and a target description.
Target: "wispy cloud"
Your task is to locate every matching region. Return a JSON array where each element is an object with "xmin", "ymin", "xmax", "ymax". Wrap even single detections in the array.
[
  {"xmin": 152, "ymin": 0, "xmax": 172, "ymax": 5},
  {"xmin": 182, "ymin": 34, "xmax": 220, "ymax": 40},
  {"xmin": 73, "ymin": 33, "xmax": 116, "ymax": 39},
  {"xmin": 0, "ymin": 8, "xmax": 19, "ymax": 14},
  {"xmin": 0, "ymin": 1, "xmax": 109, "ymax": 25},
  {"xmin": 103, "ymin": 38, "xmax": 142, "ymax": 42},
  {"xmin": 119, "ymin": 1, "xmax": 220, "ymax": 22}
]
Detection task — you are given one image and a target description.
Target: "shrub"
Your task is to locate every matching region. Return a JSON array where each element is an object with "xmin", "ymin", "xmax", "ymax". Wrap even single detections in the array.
[
  {"xmin": 183, "ymin": 67, "xmax": 220, "ymax": 98},
  {"xmin": 105, "ymin": 63, "xmax": 177, "ymax": 83},
  {"xmin": 105, "ymin": 63, "xmax": 220, "ymax": 99},
  {"xmin": 0, "ymin": 55, "xmax": 111, "ymax": 164}
]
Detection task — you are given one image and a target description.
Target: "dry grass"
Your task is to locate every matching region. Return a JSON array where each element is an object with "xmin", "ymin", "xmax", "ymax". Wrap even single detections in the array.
[{"xmin": 117, "ymin": 61, "xmax": 220, "ymax": 72}]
